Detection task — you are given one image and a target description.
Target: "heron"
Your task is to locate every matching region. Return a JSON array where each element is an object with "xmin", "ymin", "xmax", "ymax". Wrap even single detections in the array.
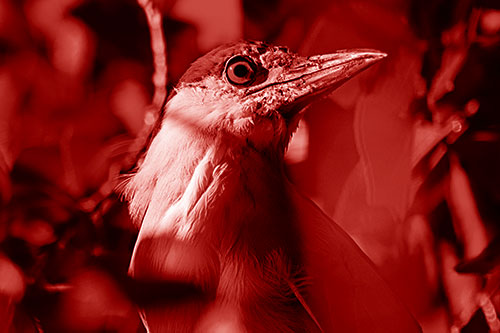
[{"xmin": 124, "ymin": 41, "xmax": 421, "ymax": 332}]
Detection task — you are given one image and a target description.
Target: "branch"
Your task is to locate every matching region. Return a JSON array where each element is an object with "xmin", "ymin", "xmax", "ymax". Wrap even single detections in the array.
[{"xmin": 138, "ymin": 0, "xmax": 167, "ymax": 111}]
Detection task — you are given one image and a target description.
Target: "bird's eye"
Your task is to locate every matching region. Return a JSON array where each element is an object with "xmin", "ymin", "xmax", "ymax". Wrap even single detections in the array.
[{"xmin": 225, "ymin": 56, "xmax": 256, "ymax": 86}]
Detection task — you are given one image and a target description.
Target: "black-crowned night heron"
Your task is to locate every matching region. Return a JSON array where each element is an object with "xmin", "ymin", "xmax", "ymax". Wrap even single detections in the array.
[{"xmin": 125, "ymin": 41, "xmax": 421, "ymax": 332}]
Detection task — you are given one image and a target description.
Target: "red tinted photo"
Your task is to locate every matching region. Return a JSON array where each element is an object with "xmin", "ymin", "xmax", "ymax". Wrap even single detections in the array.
[{"xmin": 0, "ymin": 0, "xmax": 499, "ymax": 332}]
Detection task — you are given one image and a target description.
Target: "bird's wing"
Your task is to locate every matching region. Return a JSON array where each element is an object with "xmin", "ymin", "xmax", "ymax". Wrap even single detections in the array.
[{"xmin": 288, "ymin": 182, "xmax": 422, "ymax": 333}]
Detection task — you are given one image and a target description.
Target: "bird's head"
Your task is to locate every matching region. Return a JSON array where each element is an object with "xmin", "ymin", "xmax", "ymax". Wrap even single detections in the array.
[{"xmin": 165, "ymin": 41, "xmax": 386, "ymax": 153}]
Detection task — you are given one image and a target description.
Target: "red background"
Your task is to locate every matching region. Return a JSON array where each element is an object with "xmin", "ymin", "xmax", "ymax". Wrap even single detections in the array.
[{"xmin": 0, "ymin": 0, "xmax": 499, "ymax": 331}]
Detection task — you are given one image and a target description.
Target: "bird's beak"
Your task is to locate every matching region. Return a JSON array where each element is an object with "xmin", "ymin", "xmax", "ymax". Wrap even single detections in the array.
[
  {"xmin": 288, "ymin": 49, "xmax": 386, "ymax": 94},
  {"xmin": 248, "ymin": 49, "xmax": 387, "ymax": 116}
]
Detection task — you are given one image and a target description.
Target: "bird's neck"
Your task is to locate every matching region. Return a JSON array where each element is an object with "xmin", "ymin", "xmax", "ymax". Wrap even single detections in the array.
[
  {"xmin": 129, "ymin": 118, "xmax": 295, "ymax": 252},
  {"xmin": 128, "ymin": 122, "xmax": 310, "ymax": 331},
  {"xmin": 171, "ymin": 131, "xmax": 297, "ymax": 256}
]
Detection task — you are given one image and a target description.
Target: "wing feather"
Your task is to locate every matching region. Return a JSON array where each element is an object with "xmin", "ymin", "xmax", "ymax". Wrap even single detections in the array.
[{"xmin": 288, "ymin": 182, "xmax": 422, "ymax": 332}]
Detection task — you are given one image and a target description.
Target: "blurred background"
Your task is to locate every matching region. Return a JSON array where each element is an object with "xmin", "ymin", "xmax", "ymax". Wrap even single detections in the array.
[{"xmin": 0, "ymin": 0, "xmax": 499, "ymax": 331}]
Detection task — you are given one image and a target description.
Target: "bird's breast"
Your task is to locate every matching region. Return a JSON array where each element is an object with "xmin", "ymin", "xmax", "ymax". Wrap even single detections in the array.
[{"xmin": 129, "ymin": 141, "xmax": 313, "ymax": 331}]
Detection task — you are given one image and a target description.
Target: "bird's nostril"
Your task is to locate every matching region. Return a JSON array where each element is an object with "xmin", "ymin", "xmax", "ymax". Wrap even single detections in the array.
[{"xmin": 129, "ymin": 235, "xmax": 220, "ymax": 296}]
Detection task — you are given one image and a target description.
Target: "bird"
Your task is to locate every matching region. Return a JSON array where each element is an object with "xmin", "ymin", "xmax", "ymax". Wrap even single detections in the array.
[{"xmin": 124, "ymin": 41, "xmax": 422, "ymax": 332}]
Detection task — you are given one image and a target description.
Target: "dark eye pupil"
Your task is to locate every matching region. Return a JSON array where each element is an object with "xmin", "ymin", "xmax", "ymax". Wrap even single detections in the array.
[
  {"xmin": 233, "ymin": 64, "xmax": 249, "ymax": 78},
  {"xmin": 225, "ymin": 56, "xmax": 256, "ymax": 85}
]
